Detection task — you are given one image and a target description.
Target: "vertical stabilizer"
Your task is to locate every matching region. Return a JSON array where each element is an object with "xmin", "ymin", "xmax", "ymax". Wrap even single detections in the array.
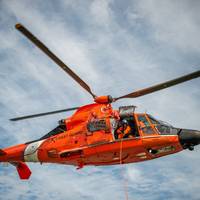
[{"xmin": 11, "ymin": 162, "xmax": 32, "ymax": 180}]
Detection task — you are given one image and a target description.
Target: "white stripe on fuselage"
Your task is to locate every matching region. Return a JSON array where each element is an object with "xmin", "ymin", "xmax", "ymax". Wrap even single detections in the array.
[{"xmin": 24, "ymin": 140, "xmax": 44, "ymax": 162}]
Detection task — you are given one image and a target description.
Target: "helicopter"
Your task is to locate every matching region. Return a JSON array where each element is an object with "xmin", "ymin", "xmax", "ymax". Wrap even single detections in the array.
[{"xmin": 0, "ymin": 23, "xmax": 200, "ymax": 180}]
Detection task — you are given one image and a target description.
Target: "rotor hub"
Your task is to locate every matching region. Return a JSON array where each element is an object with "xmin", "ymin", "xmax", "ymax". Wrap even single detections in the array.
[{"xmin": 94, "ymin": 95, "xmax": 113, "ymax": 104}]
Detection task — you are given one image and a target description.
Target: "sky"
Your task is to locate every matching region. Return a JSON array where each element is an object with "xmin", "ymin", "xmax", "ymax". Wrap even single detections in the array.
[{"xmin": 0, "ymin": 0, "xmax": 200, "ymax": 199}]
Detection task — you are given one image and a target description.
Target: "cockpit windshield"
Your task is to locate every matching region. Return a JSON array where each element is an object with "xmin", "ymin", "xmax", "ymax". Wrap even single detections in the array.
[
  {"xmin": 147, "ymin": 114, "xmax": 178, "ymax": 135},
  {"xmin": 147, "ymin": 114, "xmax": 173, "ymax": 127}
]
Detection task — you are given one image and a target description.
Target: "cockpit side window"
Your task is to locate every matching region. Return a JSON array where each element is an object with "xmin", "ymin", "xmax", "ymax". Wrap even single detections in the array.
[
  {"xmin": 148, "ymin": 115, "xmax": 159, "ymax": 125},
  {"xmin": 138, "ymin": 115, "xmax": 150, "ymax": 126},
  {"xmin": 137, "ymin": 115, "xmax": 155, "ymax": 135}
]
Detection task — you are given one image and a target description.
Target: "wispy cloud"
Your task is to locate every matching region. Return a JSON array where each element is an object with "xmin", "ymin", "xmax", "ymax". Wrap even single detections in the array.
[{"xmin": 0, "ymin": 0, "xmax": 200, "ymax": 199}]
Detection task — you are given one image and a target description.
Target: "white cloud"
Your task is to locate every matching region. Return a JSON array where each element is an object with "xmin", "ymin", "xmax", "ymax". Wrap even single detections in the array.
[
  {"xmin": 0, "ymin": 0, "xmax": 200, "ymax": 200},
  {"xmin": 133, "ymin": 0, "xmax": 200, "ymax": 53},
  {"xmin": 90, "ymin": 0, "xmax": 113, "ymax": 27}
]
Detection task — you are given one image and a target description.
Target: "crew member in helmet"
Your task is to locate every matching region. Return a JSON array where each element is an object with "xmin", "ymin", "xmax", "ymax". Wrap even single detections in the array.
[{"xmin": 115, "ymin": 119, "xmax": 132, "ymax": 139}]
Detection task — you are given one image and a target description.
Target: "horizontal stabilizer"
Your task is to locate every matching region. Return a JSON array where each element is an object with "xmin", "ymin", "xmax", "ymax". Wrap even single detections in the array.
[
  {"xmin": 11, "ymin": 162, "xmax": 32, "ymax": 180},
  {"xmin": 0, "ymin": 149, "xmax": 6, "ymax": 156}
]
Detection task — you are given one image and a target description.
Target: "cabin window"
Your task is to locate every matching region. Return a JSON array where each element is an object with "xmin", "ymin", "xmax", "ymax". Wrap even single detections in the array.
[{"xmin": 87, "ymin": 119, "xmax": 109, "ymax": 132}]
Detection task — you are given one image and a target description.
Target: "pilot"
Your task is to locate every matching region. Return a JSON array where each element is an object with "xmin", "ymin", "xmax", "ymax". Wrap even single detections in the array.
[{"xmin": 115, "ymin": 119, "xmax": 132, "ymax": 139}]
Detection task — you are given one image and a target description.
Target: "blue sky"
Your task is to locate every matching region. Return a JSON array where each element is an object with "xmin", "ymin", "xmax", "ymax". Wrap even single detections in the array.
[{"xmin": 0, "ymin": 0, "xmax": 200, "ymax": 199}]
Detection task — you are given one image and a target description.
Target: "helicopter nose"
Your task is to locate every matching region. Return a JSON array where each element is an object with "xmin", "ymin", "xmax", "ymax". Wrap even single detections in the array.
[{"xmin": 178, "ymin": 129, "xmax": 200, "ymax": 151}]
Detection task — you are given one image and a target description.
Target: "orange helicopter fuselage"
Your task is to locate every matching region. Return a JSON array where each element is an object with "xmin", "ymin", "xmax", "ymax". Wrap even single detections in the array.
[{"xmin": 1, "ymin": 103, "xmax": 183, "ymax": 170}]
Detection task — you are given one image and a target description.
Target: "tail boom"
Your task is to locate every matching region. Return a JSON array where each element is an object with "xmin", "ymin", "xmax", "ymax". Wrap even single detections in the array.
[
  {"xmin": 0, "ymin": 144, "xmax": 27, "ymax": 162},
  {"xmin": 0, "ymin": 144, "xmax": 32, "ymax": 179}
]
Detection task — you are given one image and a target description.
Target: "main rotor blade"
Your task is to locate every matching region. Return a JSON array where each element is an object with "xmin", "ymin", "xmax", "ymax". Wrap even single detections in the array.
[
  {"xmin": 114, "ymin": 70, "xmax": 200, "ymax": 101},
  {"xmin": 10, "ymin": 107, "xmax": 79, "ymax": 121},
  {"xmin": 15, "ymin": 23, "xmax": 96, "ymax": 98}
]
